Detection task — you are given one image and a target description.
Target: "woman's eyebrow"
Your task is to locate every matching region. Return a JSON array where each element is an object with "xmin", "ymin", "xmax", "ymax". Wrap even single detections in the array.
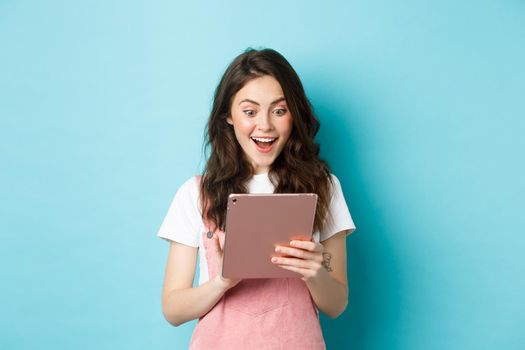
[{"xmin": 238, "ymin": 97, "xmax": 286, "ymax": 106}]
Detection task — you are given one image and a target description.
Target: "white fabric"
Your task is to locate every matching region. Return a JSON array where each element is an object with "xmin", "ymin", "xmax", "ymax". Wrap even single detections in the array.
[{"xmin": 157, "ymin": 173, "xmax": 356, "ymax": 285}]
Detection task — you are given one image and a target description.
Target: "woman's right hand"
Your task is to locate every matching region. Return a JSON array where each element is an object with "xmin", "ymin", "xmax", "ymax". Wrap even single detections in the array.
[{"xmin": 210, "ymin": 232, "xmax": 242, "ymax": 291}]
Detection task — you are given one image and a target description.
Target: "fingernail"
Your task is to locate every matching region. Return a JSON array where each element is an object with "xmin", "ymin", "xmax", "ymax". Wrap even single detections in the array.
[
  {"xmin": 275, "ymin": 247, "xmax": 280, "ymax": 252},
  {"xmin": 271, "ymin": 257, "xmax": 278, "ymax": 263}
]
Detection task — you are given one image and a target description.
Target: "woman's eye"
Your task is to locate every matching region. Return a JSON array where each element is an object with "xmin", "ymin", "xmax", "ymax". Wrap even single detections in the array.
[
  {"xmin": 243, "ymin": 110, "xmax": 256, "ymax": 116},
  {"xmin": 273, "ymin": 108, "xmax": 287, "ymax": 116}
]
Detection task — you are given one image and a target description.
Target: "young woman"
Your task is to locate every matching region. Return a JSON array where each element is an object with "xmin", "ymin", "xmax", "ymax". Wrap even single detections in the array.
[{"xmin": 157, "ymin": 48, "xmax": 356, "ymax": 349}]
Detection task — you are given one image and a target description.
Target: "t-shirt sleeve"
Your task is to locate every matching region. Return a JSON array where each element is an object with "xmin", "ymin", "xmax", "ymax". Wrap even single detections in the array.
[
  {"xmin": 156, "ymin": 176, "xmax": 202, "ymax": 247},
  {"xmin": 319, "ymin": 174, "xmax": 356, "ymax": 242}
]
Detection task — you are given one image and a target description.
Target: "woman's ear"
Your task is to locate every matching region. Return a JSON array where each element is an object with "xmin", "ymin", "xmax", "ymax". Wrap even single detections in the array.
[{"xmin": 226, "ymin": 115, "xmax": 233, "ymax": 125}]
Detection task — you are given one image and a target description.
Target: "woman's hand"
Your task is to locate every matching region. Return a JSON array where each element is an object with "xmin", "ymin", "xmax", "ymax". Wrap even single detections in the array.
[
  {"xmin": 271, "ymin": 239, "xmax": 327, "ymax": 282},
  {"xmin": 210, "ymin": 233, "xmax": 242, "ymax": 291}
]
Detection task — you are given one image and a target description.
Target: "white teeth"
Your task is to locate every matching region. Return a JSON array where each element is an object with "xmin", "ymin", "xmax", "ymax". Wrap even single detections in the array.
[{"xmin": 251, "ymin": 137, "xmax": 275, "ymax": 143}]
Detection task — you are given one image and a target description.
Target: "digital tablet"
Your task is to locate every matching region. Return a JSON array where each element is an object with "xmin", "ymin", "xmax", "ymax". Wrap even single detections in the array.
[{"xmin": 222, "ymin": 193, "xmax": 318, "ymax": 279}]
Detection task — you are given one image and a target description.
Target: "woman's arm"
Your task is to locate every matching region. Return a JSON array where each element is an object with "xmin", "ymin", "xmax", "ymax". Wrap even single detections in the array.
[
  {"xmin": 161, "ymin": 235, "xmax": 240, "ymax": 326},
  {"xmin": 271, "ymin": 230, "xmax": 349, "ymax": 318}
]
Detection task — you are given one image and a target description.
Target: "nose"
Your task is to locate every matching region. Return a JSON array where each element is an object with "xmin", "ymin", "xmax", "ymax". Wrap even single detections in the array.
[{"xmin": 256, "ymin": 112, "xmax": 274, "ymax": 132}]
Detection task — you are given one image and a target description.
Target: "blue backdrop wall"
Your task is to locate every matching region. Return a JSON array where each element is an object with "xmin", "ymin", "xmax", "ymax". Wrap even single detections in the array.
[{"xmin": 1, "ymin": 1, "xmax": 524, "ymax": 349}]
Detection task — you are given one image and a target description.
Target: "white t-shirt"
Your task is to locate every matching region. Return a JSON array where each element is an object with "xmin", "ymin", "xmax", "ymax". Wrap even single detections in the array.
[{"xmin": 157, "ymin": 173, "xmax": 356, "ymax": 285}]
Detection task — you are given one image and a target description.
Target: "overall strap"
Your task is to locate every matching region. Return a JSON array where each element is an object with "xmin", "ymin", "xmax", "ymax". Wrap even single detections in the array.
[
  {"xmin": 195, "ymin": 175, "xmax": 216, "ymax": 237},
  {"xmin": 194, "ymin": 175, "xmax": 226, "ymax": 281}
]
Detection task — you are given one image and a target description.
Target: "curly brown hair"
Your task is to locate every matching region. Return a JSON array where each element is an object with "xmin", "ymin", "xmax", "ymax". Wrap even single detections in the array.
[{"xmin": 200, "ymin": 47, "xmax": 333, "ymax": 233}]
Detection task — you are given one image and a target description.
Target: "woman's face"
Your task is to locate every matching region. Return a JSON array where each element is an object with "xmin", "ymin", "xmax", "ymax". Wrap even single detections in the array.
[{"xmin": 227, "ymin": 75, "xmax": 293, "ymax": 174}]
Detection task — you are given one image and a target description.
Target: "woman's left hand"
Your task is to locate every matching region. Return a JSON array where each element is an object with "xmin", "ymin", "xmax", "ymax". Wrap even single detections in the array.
[{"xmin": 271, "ymin": 240, "xmax": 326, "ymax": 282}]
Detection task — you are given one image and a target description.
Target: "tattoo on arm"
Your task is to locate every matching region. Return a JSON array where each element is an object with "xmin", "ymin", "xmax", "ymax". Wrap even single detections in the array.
[{"xmin": 322, "ymin": 252, "xmax": 333, "ymax": 272}]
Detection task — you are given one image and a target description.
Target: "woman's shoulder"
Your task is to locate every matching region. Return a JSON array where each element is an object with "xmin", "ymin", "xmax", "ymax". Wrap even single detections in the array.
[
  {"xmin": 326, "ymin": 173, "xmax": 350, "ymax": 201},
  {"xmin": 328, "ymin": 172, "xmax": 340, "ymax": 182},
  {"xmin": 328, "ymin": 172, "xmax": 343, "ymax": 190},
  {"xmin": 173, "ymin": 175, "xmax": 202, "ymax": 204}
]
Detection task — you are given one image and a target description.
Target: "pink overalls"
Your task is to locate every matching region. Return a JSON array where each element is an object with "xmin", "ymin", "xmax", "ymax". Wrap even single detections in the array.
[{"xmin": 190, "ymin": 177, "xmax": 326, "ymax": 349}]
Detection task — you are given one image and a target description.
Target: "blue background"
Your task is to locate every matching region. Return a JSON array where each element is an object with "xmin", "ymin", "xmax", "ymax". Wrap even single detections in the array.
[{"xmin": 1, "ymin": 1, "xmax": 524, "ymax": 349}]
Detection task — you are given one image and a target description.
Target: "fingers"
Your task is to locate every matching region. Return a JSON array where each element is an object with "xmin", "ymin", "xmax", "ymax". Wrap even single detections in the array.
[
  {"xmin": 271, "ymin": 255, "xmax": 321, "ymax": 270},
  {"xmin": 272, "ymin": 240, "xmax": 325, "ymax": 281},
  {"xmin": 290, "ymin": 240, "xmax": 324, "ymax": 253},
  {"xmin": 274, "ymin": 245, "xmax": 323, "ymax": 262}
]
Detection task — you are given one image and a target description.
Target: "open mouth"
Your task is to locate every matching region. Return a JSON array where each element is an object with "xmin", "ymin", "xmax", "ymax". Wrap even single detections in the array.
[
  {"xmin": 251, "ymin": 137, "xmax": 277, "ymax": 146},
  {"xmin": 251, "ymin": 137, "xmax": 277, "ymax": 153}
]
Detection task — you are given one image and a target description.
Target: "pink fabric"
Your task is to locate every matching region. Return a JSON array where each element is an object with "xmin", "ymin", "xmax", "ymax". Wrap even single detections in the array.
[{"xmin": 190, "ymin": 176, "xmax": 326, "ymax": 349}]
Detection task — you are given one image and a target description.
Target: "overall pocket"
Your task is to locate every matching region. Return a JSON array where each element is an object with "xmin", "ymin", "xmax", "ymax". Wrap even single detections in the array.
[{"xmin": 224, "ymin": 278, "xmax": 290, "ymax": 316}]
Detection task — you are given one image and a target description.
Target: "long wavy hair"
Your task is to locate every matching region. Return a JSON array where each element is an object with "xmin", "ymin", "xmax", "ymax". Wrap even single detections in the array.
[{"xmin": 200, "ymin": 47, "xmax": 333, "ymax": 233}]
